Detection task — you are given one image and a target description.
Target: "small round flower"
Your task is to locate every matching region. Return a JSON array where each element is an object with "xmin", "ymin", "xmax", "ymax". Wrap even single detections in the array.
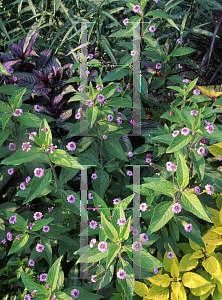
[
  {"xmin": 88, "ymin": 193, "xmax": 93, "ymax": 199},
  {"xmin": 31, "ymin": 291, "xmax": 37, "ymax": 297},
  {"xmin": 131, "ymin": 50, "xmax": 136, "ymax": 57},
  {"xmin": 127, "ymin": 151, "xmax": 133, "ymax": 158},
  {"xmin": 16, "ymin": 234, "xmax": 20, "ymax": 239},
  {"xmin": 7, "ymin": 66, "xmax": 13, "ymax": 73},
  {"xmin": 45, "ymin": 283, "xmax": 50, "ymax": 289},
  {"xmin": 99, "ymin": 223, "xmax": 103, "ymax": 229},
  {"xmin": 205, "ymin": 184, "xmax": 214, "ymax": 195},
  {"xmin": 123, "ymin": 18, "xmax": 129, "ymax": 26},
  {"xmin": 165, "ymin": 43, "xmax": 168, "ymax": 49},
  {"xmin": 107, "ymin": 114, "xmax": 114, "ymax": 122},
  {"xmin": 218, "ymin": 155, "xmax": 222, "ymax": 161},
  {"xmin": 88, "ymin": 54, "xmax": 93, "ymax": 60},
  {"xmin": 177, "ymin": 38, "xmax": 182, "ymax": 44},
  {"xmin": 195, "ymin": 186, "xmax": 200, "ymax": 194},
  {"xmin": 172, "ymin": 203, "xmax": 182, "ymax": 213},
  {"xmin": 117, "ymin": 117, "xmax": 122, "ymax": 125},
  {"xmin": 41, "ymin": 127, "xmax": 48, "ymax": 133},
  {"xmin": 156, "ymin": 63, "xmax": 162, "ymax": 69},
  {"xmin": 91, "ymin": 173, "xmax": 98, "ymax": 179},
  {"xmin": 133, "ymin": 5, "xmax": 141, "ymax": 13},
  {"xmin": 140, "ymin": 203, "xmax": 148, "ymax": 212},
  {"xmin": 34, "ymin": 168, "xmax": 44, "ymax": 178},
  {"xmin": 42, "ymin": 226, "xmax": 50, "ymax": 233},
  {"xmin": 130, "ymin": 225, "xmax": 133, "ymax": 232},
  {"xmin": 96, "ymin": 84, "xmax": 103, "ymax": 90},
  {"xmin": 98, "ymin": 241, "xmax": 108, "ymax": 252},
  {"xmin": 14, "ymin": 108, "xmax": 23, "ymax": 117},
  {"xmin": 7, "ymin": 232, "xmax": 13, "ymax": 241},
  {"xmin": 149, "ymin": 26, "xmax": 156, "ymax": 32},
  {"xmin": 9, "ymin": 215, "xmax": 17, "ymax": 224},
  {"xmin": 170, "ymin": 164, "xmax": 177, "ymax": 172},
  {"xmin": 8, "ymin": 168, "xmax": 14, "ymax": 175},
  {"xmin": 154, "ymin": 268, "xmax": 159, "ymax": 274},
  {"xmin": 46, "ymin": 143, "xmax": 57, "ymax": 154},
  {"xmin": 25, "ymin": 176, "xmax": 31, "ymax": 183},
  {"xmin": 183, "ymin": 79, "xmax": 189, "ymax": 83},
  {"xmin": 33, "ymin": 212, "xmax": 43, "ymax": 220},
  {"xmin": 90, "ymin": 239, "xmax": 97, "ymax": 248},
  {"xmin": 78, "ymin": 85, "xmax": 84, "ymax": 92},
  {"xmin": 97, "ymin": 94, "xmax": 105, "ymax": 103},
  {"xmin": 9, "ymin": 143, "xmax": 16, "ymax": 151},
  {"xmin": 132, "ymin": 241, "xmax": 142, "ymax": 251},
  {"xmin": 36, "ymin": 244, "xmax": 45, "ymax": 252},
  {"xmin": 103, "ymin": 134, "xmax": 107, "ymax": 139},
  {"xmin": 113, "ymin": 198, "xmax": 120, "ymax": 205},
  {"xmin": 117, "ymin": 218, "xmax": 127, "ymax": 226},
  {"xmin": 117, "ymin": 269, "xmax": 127, "ymax": 279},
  {"xmin": 86, "ymin": 99, "xmax": 93, "ymax": 107},
  {"xmin": 167, "ymin": 251, "xmax": 174, "ymax": 259},
  {"xmin": 116, "ymin": 86, "xmax": 122, "ymax": 93},
  {"xmin": 197, "ymin": 146, "xmax": 206, "ymax": 156},
  {"xmin": 29, "ymin": 259, "xmax": 35, "ymax": 266},
  {"xmin": 166, "ymin": 161, "xmax": 172, "ymax": 171},
  {"xmin": 89, "ymin": 220, "xmax": 98, "ymax": 229},
  {"xmin": 22, "ymin": 142, "xmax": 32, "ymax": 152},
  {"xmin": 39, "ymin": 273, "xmax": 47, "ymax": 281},
  {"xmin": 184, "ymin": 223, "xmax": 193, "ymax": 232},
  {"xmin": 24, "ymin": 295, "xmax": 32, "ymax": 300},
  {"xmin": 140, "ymin": 233, "xmax": 149, "ymax": 243},
  {"xmin": 190, "ymin": 110, "xmax": 199, "ymax": 116},
  {"xmin": 67, "ymin": 194, "xmax": 75, "ymax": 203},
  {"xmin": 206, "ymin": 124, "xmax": 214, "ymax": 134},
  {"xmin": 51, "ymin": 296, "xmax": 58, "ymax": 300},
  {"xmin": 75, "ymin": 112, "xmax": 81, "ymax": 119},
  {"xmin": 146, "ymin": 157, "xmax": 151, "ymax": 164},
  {"xmin": 181, "ymin": 127, "xmax": 190, "ymax": 136},
  {"xmin": 2, "ymin": 239, "xmax": 6, "ymax": 244},
  {"xmin": 130, "ymin": 119, "xmax": 134, "ymax": 124},
  {"xmin": 71, "ymin": 289, "xmax": 80, "ymax": 299},
  {"xmin": 34, "ymin": 105, "xmax": 41, "ymax": 112},
  {"xmin": 132, "ymin": 228, "xmax": 139, "ymax": 236},
  {"xmin": 193, "ymin": 89, "xmax": 200, "ymax": 95},
  {"xmin": 48, "ymin": 207, "xmax": 54, "ymax": 212},
  {"xmin": 91, "ymin": 275, "xmax": 97, "ymax": 282},
  {"xmin": 66, "ymin": 141, "xmax": 76, "ymax": 151},
  {"xmin": 172, "ymin": 130, "xmax": 180, "ymax": 137},
  {"xmin": 20, "ymin": 182, "xmax": 26, "ymax": 190},
  {"xmin": 127, "ymin": 170, "xmax": 133, "ymax": 176},
  {"xmin": 27, "ymin": 222, "xmax": 35, "ymax": 230},
  {"xmin": 178, "ymin": 64, "xmax": 183, "ymax": 69}
]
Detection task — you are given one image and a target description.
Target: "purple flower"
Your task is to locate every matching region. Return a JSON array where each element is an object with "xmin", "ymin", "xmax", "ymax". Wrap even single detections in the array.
[
  {"xmin": 140, "ymin": 233, "xmax": 149, "ymax": 243},
  {"xmin": 27, "ymin": 222, "xmax": 35, "ymax": 230},
  {"xmin": 103, "ymin": 135, "xmax": 107, "ymax": 139},
  {"xmin": 29, "ymin": 132, "xmax": 37, "ymax": 142},
  {"xmin": 127, "ymin": 170, "xmax": 133, "ymax": 176},
  {"xmin": 170, "ymin": 164, "xmax": 177, "ymax": 172},
  {"xmin": 177, "ymin": 38, "xmax": 182, "ymax": 44},
  {"xmin": 78, "ymin": 85, "xmax": 84, "ymax": 92},
  {"xmin": 48, "ymin": 207, "xmax": 54, "ymax": 212},
  {"xmin": 172, "ymin": 203, "xmax": 182, "ymax": 213},
  {"xmin": 91, "ymin": 275, "xmax": 97, "ymax": 282},
  {"xmin": 178, "ymin": 64, "xmax": 183, "ymax": 69},
  {"xmin": 42, "ymin": 226, "xmax": 50, "ymax": 233},
  {"xmin": 7, "ymin": 67, "xmax": 13, "ymax": 73},
  {"xmin": 201, "ymin": 137, "xmax": 208, "ymax": 144},
  {"xmin": 184, "ymin": 223, "xmax": 193, "ymax": 232},
  {"xmin": 86, "ymin": 99, "xmax": 93, "ymax": 107},
  {"xmin": 132, "ymin": 229, "xmax": 139, "ymax": 236},
  {"xmin": 2, "ymin": 239, "xmax": 6, "ymax": 244},
  {"xmin": 34, "ymin": 105, "xmax": 41, "ymax": 112},
  {"xmin": 205, "ymin": 184, "xmax": 214, "ymax": 195},
  {"xmin": 131, "ymin": 50, "xmax": 136, "ymax": 57},
  {"xmin": 117, "ymin": 117, "xmax": 122, "ymax": 125},
  {"xmin": 116, "ymin": 86, "xmax": 122, "ymax": 93},
  {"xmin": 206, "ymin": 124, "xmax": 214, "ymax": 134},
  {"xmin": 128, "ymin": 151, "xmax": 133, "ymax": 158},
  {"xmin": 7, "ymin": 232, "xmax": 12, "ymax": 241},
  {"xmin": 113, "ymin": 198, "xmax": 120, "ymax": 205},
  {"xmin": 41, "ymin": 127, "xmax": 48, "ymax": 133},
  {"xmin": 193, "ymin": 89, "xmax": 200, "ymax": 95},
  {"xmin": 24, "ymin": 295, "xmax": 32, "ymax": 300},
  {"xmin": 9, "ymin": 143, "xmax": 16, "ymax": 151},
  {"xmin": 14, "ymin": 109, "xmax": 23, "ymax": 117},
  {"xmin": 147, "ymin": 153, "xmax": 152, "ymax": 158},
  {"xmin": 75, "ymin": 112, "xmax": 81, "ymax": 119},
  {"xmin": 130, "ymin": 119, "xmax": 134, "ymax": 124},
  {"xmin": 149, "ymin": 26, "xmax": 156, "ymax": 32},
  {"xmin": 88, "ymin": 193, "xmax": 93, "ymax": 199},
  {"xmin": 34, "ymin": 168, "xmax": 44, "ymax": 178},
  {"xmin": 154, "ymin": 268, "xmax": 159, "ymax": 274},
  {"xmin": 39, "ymin": 273, "xmax": 47, "ymax": 281},
  {"xmin": 117, "ymin": 269, "xmax": 127, "ymax": 279},
  {"xmin": 31, "ymin": 291, "xmax": 37, "ymax": 297},
  {"xmin": 67, "ymin": 194, "xmax": 75, "ymax": 203},
  {"xmin": 22, "ymin": 142, "xmax": 32, "ymax": 152},
  {"xmin": 25, "ymin": 176, "xmax": 31, "ymax": 183},
  {"xmin": 45, "ymin": 283, "xmax": 50, "ymax": 289},
  {"xmin": 195, "ymin": 186, "xmax": 200, "ymax": 194},
  {"xmin": 66, "ymin": 141, "xmax": 76, "ymax": 151},
  {"xmin": 89, "ymin": 220, "xmax": 98, "ymax": 229},
  {"xmin": 154, "ymin": 0, "xmax": 159, "ymax": 3},
  {"xmin": 107, "ymin": 115, "xmax": 114, "ymax": 122},
  {"xmin": 97, "ymin": 94, "xmax": 105, "ymax": 103},
  {"xmin": 146, "ymin": 157, "xmax": 151, "ymax": 164},
  {"xmin": 90, "ymin": 239, "xmax": 97, "ymax": 248},
  {"xmin": 88, "ymin": 54, "xmax": 93, "ymax": 60},
  {"xmin": 117, "ymin": 218, "xmax": 127, "ymax": 226},
  {"xmin": 96, "ymin": 84, "xmax": 103, "ymax": 90},
  {"xmin": 172, "ymin": 130, "xmax": 180, "ymax": 137},
  {"xmin": 140, "ymin": 203, "xmax": 148, "ymax": 211},
  {"xmin": 167, "ymin": 251, "xmax": 174, "ymax": 259},
  {"xmin": 8, "ymin": 168, "xmax": 14, "ymax": 175},
  {"xmin": 33, "ymin": 212, "xmax": 43, "ymax": 220},
  {"xmin": 123, "ymin": 18, "xmax": 129, "ymax": 26},
  {"xmin": 197, "ymin": 146, "xmax": 206, "ymax": 156},
  {"xmin": 91, "ymin": 173, "xmax": 98, "ymax": 179},
  {"xmin": 165, "ymin": 43, "xmax": 168, "ymax": 49},
  {"xmin": 98, "ymin": 241, "xmax": 108, "ymax": 252},
  {"xmin": 36, "ymin": 244, "xmax": 45, "ymax": 252},
  {"xmin": 20, "ymin": 182, "xmax": 26, "ymax": 190},
  {"xmin": 183, "ymin": 79, "xmax": 189, "ymax": 83},
  {"xmin": 132, "ymin": 241, "xmax": 142, "ymax": 251},
  {"xmin": 99, "ymin": 223, "xmax": 103, "ymax": 229},
  {"xmin": 29, "ymin": 259, "xmax": 35, "ymax": 266},
  {"xmin": 133, "ymin": 5, "xmax": 141, "ymax": 13},
  {"xmin": 190, "ymin": 110, "xmax": 199, "ymax": 116},
  {"xmin": 46, "ymin": 143, "xmax": 57, "ymax": 154},
  {"xmin": 181, "ymin": 127, "xmax": 190, "ymax": 136},
  {"xmin": 71, "ymin": 289, "xmax": 80, "ymax": 299},
  {"xmin": 9, "ymin": 215, "xmax": 17, "ymax": 224},
  {"xmin": 218, "ymin": 155, "xmax": 222, "ymax": 161},
  {"xmin": 156, "ymin": 63, "xmax": 162, "ymax": 69}
]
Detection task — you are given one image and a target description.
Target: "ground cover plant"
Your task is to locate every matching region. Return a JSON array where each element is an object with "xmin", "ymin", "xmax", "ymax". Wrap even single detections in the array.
[{"xmin": 1, "ymin": 0, "xmax": 222, "ymax": 299}]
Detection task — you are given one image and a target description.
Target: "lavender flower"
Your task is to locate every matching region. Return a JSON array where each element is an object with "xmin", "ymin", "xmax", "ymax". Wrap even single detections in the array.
[
  {"xmin": 181, "ymin": 127, "xmax": 190, "ymax": 136},
  {"xmin": 172, "ymin": 203, "xmax": 182, "ymax": 213},
  {"xmin": 91, "ymin": 173, "xmax": 98, "ymax": 179},
  {"xmin": 36, "ymin": 244, "xmax": 45, "ymax": 252},
  {"xmin": 42, "ymin": 226, "xmax": 50, "ymax": 233},
  {"xmin": 133, "ymin": 5, "xmax": 141, "ymax": 13},
  {"xmin": 67, "ymin": 194, "xmax": 75, "ymax": 203},
  {"xmin": 29, "ymin": 132, "xmax": 37, "ymax": 141},
  {"xmin": 117, "ymin": 269, "xmax": 127, "ymax": 279},
  {"xmin": 90, "ymin": 239, "xmax": 97, "ymax": 248},
  {"xmin": 140, "ymin": 233, "xmax": 149, "ymax": 243},
  {"xmin": 20, "ymin": 182, "xmax": 26, "ymax": 190},
  {"xmin": 97, "ymin": 94, "xmax": 105, "ymax": 103},
  {"xmin": 113, "ymin": 198, "xmax": 120, "ymax": 205},
  {"xmin": 132, "ymin": 241, "xmax": 142, "ymax": 251},
  {"xmin": 34, "ymin": 105, "xmax": 41, "ymax": 112},
  {"xmin": 177, "ymin": 38, "xmax": 182, "ymax": 44},
  {"xmin": 71, "ymin": 289, "xmax": 80, "ymax": 299},
  {"xmin": 14, "ymin": 109, "xmax": 23, "ymax": 117},
  {"xmin": 88, "ymin": 193, "xmax": 93, "ymax": 199},
  {"xmin": 7, "ymin": 232, "xmax": 12, "ymax": 241},
  {"xmin": 34, "ymin": 168, "xmax": 44, "ymax": 178},
  {"xmin": 131, "ymin": 50, "xmax": 136, "ymax": 57},
  {"xmin": 123, "ymin": 18, "xmax": 129, "ymax": 26},
  {"xmin": 156, "ymin": 63, "xmax": 162, "ymax": 69},
  {"xmin": 193, "ymin": 89, "xmax": 200, "ymax": 95},
  {"xmin": 107, "ymin": 115, "xmax": 114, "ymax": 122},
  {"xmin": 9, "ymin": 215, "xmax": 17, "ymax": 224},
  {"xmin": 127, "ymin": 170, "xmax": 133, "ymax": 176},
  {"xmin": 96, "ymin": 84, "xmax": 103, "ymax": 90},
  {"xmin": 116, "ymin": 86, "xmax": 122, "ymax": 93},
  {"xmin": 22, "ymin": 142, "xmax": 32, "ymax": 152},
  {"xmin": 183, "ymin": 79, "xmax": 189, "ymax": 83},
  {"xmin": 172, "ymin": 130, "xmax": 180, "ymax": 137},
  {"xmin": 197, "ymin": 146, "xmax": 206, "ymax": 156},
  {"xmin": 184, "ymin": 223, "xmax": 193, "ymax": 232},
  {"xmin": 132, "ymin": 229, "xmax": 139, "ymax": 236},
  {"xmin": 9, "ymin": 143, "xmax": 16, "ymax": 151},
  {"xmin": 39, "ymin": 273, "xmax": 47, "ymax": 281},
  {"xmin": 66, "ymin": 141, "xmax": 76, "ymax": 151},
  {"xmin": 154, "ymin": 268, "xmax": 159, "ymax": 274},
  {"xmin": 89, "ymin": 220, "xmax": 98, "ymax": 229},
  {"xmin": 195, "ymin": 186, "xmax": 200, "ymax": 194},
  {"xmin": 167, "ymin": 251, "xmax": 174, "ymax": 259},
  {"xmin": 86, "ymin": 99, "xmax": 93, "ymax": 107},
  {"xmin": 149, "ymin": 26, "xmax": 156, "ymax": 32},
  {"xmin": 190, "ymin": 110, "xmax": 199, "ymax": 116},
  {"xmin": 98, "ymin": 241, "xmax": 108, "ymax": 252},
  {"xmin": 117, "ymin": 218, "xmax": 127, "ymax": 226},
  {"xmin": 140, "ymin": 203, "xmax": 148, "ymax": 211},
  {"xmin": 8, "ymin": 168, "xmax": 14, "ymax": 175},
  {"xmin": 29, "ymin": 259, "xmax": 35, "ymax": 266},
  {"xmin": 205, "ymin": 184, "xmax": 214, "ymax": 195}
]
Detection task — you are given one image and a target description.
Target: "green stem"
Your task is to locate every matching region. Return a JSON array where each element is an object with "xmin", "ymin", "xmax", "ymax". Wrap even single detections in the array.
[
  {"xmin": 13, "ymin": 116, "xmax": 18, "ymax": 138},
  {"xmin": 186, "ymin": 132, "xmax": 195, "ymax": 160}
]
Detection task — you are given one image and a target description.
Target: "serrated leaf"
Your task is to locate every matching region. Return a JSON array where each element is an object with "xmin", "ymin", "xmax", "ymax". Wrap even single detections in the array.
[
  {"xmin": 166, "ymin": 134, "xmax": 192, "ymax": 153},
  {"xmin": 46, "ymin": 255, "xmax": 63, "ymax": 291},
  {"xmin": 176, "ymin": 152, "xmax": 189, "ymax": 188},
  {"xmin": 8, "ymin": 233, "xmax": 29, "ymax": 256},
  {"xmin": 149, "ymin": 201, "xmax": 174, "ymax": 233},
  {"xmin": 101, "ymin": 212, "xmax": 118, "ymax": 241},
  {"xmin": 106, "ymin": 244, "xmax": 120, "ymax": 269}
]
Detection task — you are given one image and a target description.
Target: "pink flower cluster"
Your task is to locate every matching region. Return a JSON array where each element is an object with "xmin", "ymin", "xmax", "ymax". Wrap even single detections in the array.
[{"xmin": 166, "ymin": 161, "xmax": 177, "ymax": 172}]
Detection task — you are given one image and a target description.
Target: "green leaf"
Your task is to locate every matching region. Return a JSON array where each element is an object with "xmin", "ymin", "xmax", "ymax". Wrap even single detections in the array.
[
  {"xmin": 169, "ymin": 47, "xmax": 196, "ymax": 57},
  {"xmin": 1, "ymin": 147, "xmax": 41, "ymax": 165},
  {"xmin": 106, "ymin": 244, "xmax": 121, "ymax": 269},
  {"xmin": 31, "ymin": 219, "xmax": 54, "ymax": 231},
  {"xmin": 167, "ymin": 86, "xmax": 184, "ymax": 93},
  {"xmin": 75, "ymin": 244, "xmax": 108, "ymax": 264},
  {"xmin": 143, "ymin": 35, "xmax": 161, "ymax": 55},
  {"xmin": 91, "ymin": 190, "xmax": 111, "ymax": 219},
  {"xmin": 8, "ymin": 233, "xmax": 29, "ymax": 256},
  {"xmin": 101, "ymin": 82, "xmax": 119, "ymax": 99},
  {"xmin": 169, "ymin": 222, "xmax": 179, "ymax": 241},
  {"xmin": 181, "ymin": 193, "xmax": 213, "ymax": 223},
  {"xmin": 49, "ymin": 149, "xmax": 73, "ymax": 168},
  {"xmin": 166, "ymin": 134, "xmax": 192, "ymax": 153},
  {"xmin": 46, "ymin": 255, "xmax": 63, "ymax": 291},
  {"xmin": 92, "ymin": 169, "xmax": 109, "ymax": 200},
  {"xmin": 189, "ymin": 149, "xmax": 205, "ymax": 181},
  {"xmin": 0, "ymin": 84, "xmax": 32, "ymax": 95},
  {"xmin": 66, "ymin": 121, "xmax": 89, "ymax": 138},
  {"xmin": 101, "ymin": 35, "xmax": 117, "ymax": 64},
  {"xmin": 120, "ymin": 216, "xmax": 131, "ymax": 241},
  {"xmin": 23, "ymin": 169, "xmax": 52, "ymax": 204},
  {"xmin": 151, "ymin": 133, "xmax": 174, "ymax": 145},
  {"xmin": 101, "ymin": 212, "xmax": 119, "ymax": 241},
  {"xmin": 0, "ymin": 129, "xmax": 12, "ymax": 147},
  {"xmin": 55, "ymin": 292, "xmax": 75, "ymax": 300},
  {"xmin": 16, "ymin": 112, "xmax": 41, "ymax": 127},
  {"xmin": 87, "ymin": 106, "xmax": 98, "ymax": 128},
  {"xmin": 93, "ymin": 262, "xmax": 115, "ymax": 291},
  {"xmin": 142, "ymin": 179, "xmax": 177, "ymax": 196},
  {"xmin": 11, "ymin": 88, "xmax": 26, "ymax": 108},
  {"xmin": 2, "ymin": 113, "xmax": 13, "ymax": 131},
  {"xmin": 176, "ymin": 152, "xmax": 189, "ymax": 188},
  {"xmin": 39, "ymin": 118, "xmax": 52, "ymax": 147},
  {"xmin": 117, "ymin": 258, "xmax": 135, "ymax": 300},
  {"xmin": 149, "ymin": 201, "xmax": 174, "ymax": 233},
  {"xmin": 41, "ymin": 236, "xmax": 53, "ymax": 266},
  {"xmin": 104, "ymin": 137, "xmax": 129, "ymax": 162},
  {"xmin": 102, "ymin": 67, "xmax": 129, "ymax": 83},
  {"xmin": 0, "ymin": 62, "xmax": 11, "ymax": 76},
  {"xmin": 187, "ymin": 78, "xmax": 199, "ymax": 93},
  {"xmin": 61, "ymin": 190, "xmax": 80, "ymax": 216},
  {"xmin": 21, "ymin": 272, "xmax": 46, "ymax": 296},
  {"xmin": 106, "ymin": 97, "xmax": 140, "ymax": 109},
  {"xmin": 5, "ymin": 211, "xmax": 26, "ymax": 231}
]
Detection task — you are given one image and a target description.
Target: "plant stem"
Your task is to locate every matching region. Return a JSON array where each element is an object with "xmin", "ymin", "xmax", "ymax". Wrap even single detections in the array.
[
  {"xmin": 13, "ymin": 116, "xmax": 18, "ymax": 138},
  {"xmin": 100, "ymin": 129, "xmax": 103, "ymax": 168},
  {"xmin": 141, "ymin": 11, "xmax": 144, "ymax": 37},
  {"xmin": 186, "ymin": 132, "xmax": 195, "ymax": 160}
]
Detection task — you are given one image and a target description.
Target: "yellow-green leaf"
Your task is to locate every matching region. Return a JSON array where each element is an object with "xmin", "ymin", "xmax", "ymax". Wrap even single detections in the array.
[
  {"xmin": 189, "ymin": 238, "xmax": 202, "ymax": 251},
  {"xmin": 134, "ymin": 281, "xmax": 149, "ymax": 297},
  {"xmin": 106, "ymin": 244, "xmax": 120, "ymax": 269},
  {"xmin": 147, "ymin": 285, "xmax": 169, "ymax": 300},
  {"xmin": 148, "ymin": 273, "xmax": 171, "ymax": 287},
  {"xmin": 179, "ymin": 254, "xmax": 198, "ymax": 272},
  {"xmin": 171, "ymin": 260, "xmax": 179, "ymax": 278},
  {"xmin": 202, "ymin": 256, "xmax": 222, "ymax": 282},
  {"xmin": 163, "ymin": 245, "xmax": 179, "ymax": 272},
  {"xmin": 206, "ymin": 244, "xmax": 216, "ymax": 254},
  {"xmin": 189, "ymin": 250, "xmax": 204, "ymax": 260},
  {"xmin": 189, "ymin": 283, "xmax": 215, "ymax": 296},
  {"xmin": 101, "ymin": 212, "xmax": 118, "ymax": 241},
  {"xmin": 182, "ymin": 272, "xmax": 210, "ymax": 288},
  {"xmin": 202, "ymin": 231, "xmax": 222, "ymax": 245},
  {"xmin": 171, "ymin": 282, "xmax": 181, "ymax": 298}
]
